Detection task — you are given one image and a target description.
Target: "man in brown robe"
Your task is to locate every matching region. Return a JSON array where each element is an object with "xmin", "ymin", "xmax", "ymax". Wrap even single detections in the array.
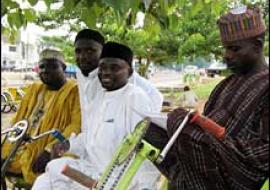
[{"xmin": 145, "ymin": 6, "xmax": 269, "ymax": 190}]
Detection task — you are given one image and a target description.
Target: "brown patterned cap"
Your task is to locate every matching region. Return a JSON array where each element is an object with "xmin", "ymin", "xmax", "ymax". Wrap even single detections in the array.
[{"xmin": 217, "ymin": 6, "xmax": 266, "ymax": 43}]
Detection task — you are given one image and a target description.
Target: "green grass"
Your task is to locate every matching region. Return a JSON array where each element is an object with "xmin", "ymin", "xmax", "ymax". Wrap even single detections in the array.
[
  {"xmin": 193, "ymin": 78, "xmax": 222, "ymax": 100},
  {"xmin": 163, "ymin": 78, "xmax": 223, "ymax": 106}
]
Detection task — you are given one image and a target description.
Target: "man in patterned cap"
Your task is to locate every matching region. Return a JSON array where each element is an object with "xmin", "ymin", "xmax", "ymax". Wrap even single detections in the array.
[
  {"xmin": 1, "ymin": 48, "xmax": 81, "ymax": 185},
  {"xmin": 144, "ymin": 5, "xmax": 269, "ymax": 190},
  {"xmin": 32, "ymin": 42, "xmax": 160, "ymax": 190}
]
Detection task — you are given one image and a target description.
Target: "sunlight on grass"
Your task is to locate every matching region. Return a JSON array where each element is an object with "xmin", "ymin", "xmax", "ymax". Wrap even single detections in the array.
[
  {"xmin": 193, "ymin": 78, "xmax": 222, "ymax": 100},
  {"xmin": 163, "ymin": 78, "xmax": 223, "ymax": 106}
]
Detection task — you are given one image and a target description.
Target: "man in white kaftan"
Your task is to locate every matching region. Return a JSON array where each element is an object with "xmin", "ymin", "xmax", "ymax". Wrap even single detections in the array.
[
  {"xmin": 32, "ymin": 42, "xmax": 160, "ymax": 190},
  {"xmin": 77, "ymin": 68, "xmax": 163, "ymax": 132}
]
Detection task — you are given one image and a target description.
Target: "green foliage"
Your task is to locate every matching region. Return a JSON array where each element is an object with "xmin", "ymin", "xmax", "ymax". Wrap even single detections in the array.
[
  {"xmin": 192, "ymin": 78, "xmax": 221, "ymax": 100},
  {"xmin": 1, "ymin": 0, "xmax": 269, "ymax": 66},
  {"xmin": 2, "ymin": 0, "xmax": 38, "ymax": 43},
  {"xmin": 7, "ymin": 11, "xmax": 24, "ymax": 29},
  {"xmin": 24, "ymin": 8, "xmax": 37, "ymax": 22},
  {"xmin": 164, "ymin": 77, "xmax": 222, "ymax": 104},
  {"xmin": 220, "ymin": 69, "xmax": 232, "ymax": 77},
  {"xmin": 28, "ymin": 0, "xmax": 39, "ymax": 6},
  {"xmin": 179, "ymin": 33, "xmax": 206, "ymax": 60},
  {"xmin": 183, "ymin": 73, "xmax": 200, "ymax": 83},
  {"xmin": 40, "ymin": 36, "xmax": 75, "ymax": 64},
  {"xmin": 44, "ymin": 0, "xmax": 55, "ymax": 8},
  {"xmin": 103, "ymin": 0, "xmax": 141, "ymax": 14}
]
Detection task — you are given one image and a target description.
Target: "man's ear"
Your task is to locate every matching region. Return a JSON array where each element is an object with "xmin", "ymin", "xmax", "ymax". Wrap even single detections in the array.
[{"xmin": 62, "ymin": 63, "xmax": 67, "ymax": 71}]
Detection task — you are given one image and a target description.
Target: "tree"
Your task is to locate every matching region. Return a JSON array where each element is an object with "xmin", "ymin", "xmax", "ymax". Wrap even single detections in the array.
[
  {"xmin": 40, "ymin": 35, "xmax": 75, "ymax": 64},
  {"xmin": 2, "ymin": 0, "xmax": 269, "ymax": 75}
]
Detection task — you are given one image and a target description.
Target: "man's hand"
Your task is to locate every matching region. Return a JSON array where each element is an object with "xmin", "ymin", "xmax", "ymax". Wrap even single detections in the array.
[
  {"xmin": 51, "ymin": 140, "xmax": 70, "ymax": 159},
  {"xmin": 32, "ymin": 150, "xmax": 51, "ymax": 173}
]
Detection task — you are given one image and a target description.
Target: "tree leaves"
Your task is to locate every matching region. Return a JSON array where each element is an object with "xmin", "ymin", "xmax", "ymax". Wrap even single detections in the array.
[
  {"xmin": 2, "ymin": 26, "xmax": 19, "ymax": 44},
  {"xmin": 1, "ymin": 0, "xmax": 19, "ymax": 18},
  {"xmin": 40, "ymin": 36, "xmax": 75, "ymax": 64},
  {"xmin": 5, "ymin": 0, "xmax": 19, "ymax": 9},
  {"xmin": 211, "ymin": 0, "xmax": 226, "ymax": 16},
  {"xmin": 143, "ymin": 13, "xmax": 161, "ymax": 37},
  {"xmin": 28, "ymin": 0, "xmax": 38, "ymax": 6},
  {"xmin": 103, "ymin": 0, "xmax": 128, "ymax": 14},
  {"xmin": 7, "ymin": 11, "xmax": 24, "ymax": 29},
  {"xmin": 168, "ymin": 14, "xmax": 180, "ymax": 32},
  {"xmin": 159, "ymin": 0, "xmax": 169, "ymax": 13},
  {"xmin": 1, "ymin": 0, "xmax": 268, "ymax": 64},
  {"xmin": 24, "ymin": 8, "xmax": 36, "ymax": 22},
  {"xmin": 179, "ymin": 33, "xmax": 206, "ymax": 60},
  {"xmin": 44, "ymin": 0, "xmax": 54, "ymax": 8},
  {"xmin": 81, "ymin": 3, "xmax": 103, "ymax": 27},
  {"xmin": 81, "ymin": 7, "xmax": 96, "ymax": 27},
  {"xmin": 190, "ymin": 0, "xmax": 204, "ymax": 17},
  {"xmin": 64, "ymin": 0, "xmax": 75, "ymax": 11}
]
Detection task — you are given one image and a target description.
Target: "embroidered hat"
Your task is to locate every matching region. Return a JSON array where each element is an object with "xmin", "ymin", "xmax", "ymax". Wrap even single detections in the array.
[
  {"xmin": 217, "ymin": 6, "xmax": 266, "ymax": 43},
  {"xmin": 100, "ymin": 42, "xmax": 133, "ymax": 66},
  {"xmin": 39, "ymin": 48, "xmax": 65, "ymax": 65}
]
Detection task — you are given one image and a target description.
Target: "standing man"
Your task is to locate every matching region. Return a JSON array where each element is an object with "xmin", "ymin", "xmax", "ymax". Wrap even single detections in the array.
[
  {"xmin": 1, "ymin": 49, "xmax": 81, "ymax": 184},
  {"xmin": 74, "ymin": 29, "xmax": 105, "ymax": 132},
  {"xmin": 32, "ymin": 42, "xmax": 160, "ymax": 190},
  {"xmin": 145, "ymin": 6, "xmax": 269, "ymax": 190}
]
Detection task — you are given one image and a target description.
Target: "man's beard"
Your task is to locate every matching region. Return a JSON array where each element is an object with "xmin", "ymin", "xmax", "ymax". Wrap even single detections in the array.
[
  {"xmin": 227, "ymin": 61, "xmax": 256, "ymax": 75},
  {"xmin": 79, "ymin": 63, "xmax": 97, "ymax": 77}
]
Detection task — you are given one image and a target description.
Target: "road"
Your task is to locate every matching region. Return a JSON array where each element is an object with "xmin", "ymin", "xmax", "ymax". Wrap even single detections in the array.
[
  {"xmin": 149, "ymin": 70, "xmax": 184, "ymax": 88},
  {"xmin": 2, "ymin": 70, "xmax": 184, "ymax": 88},
  {"xmin": 2, "ymin": 71, "xmax": 35, "ymax": 88}
]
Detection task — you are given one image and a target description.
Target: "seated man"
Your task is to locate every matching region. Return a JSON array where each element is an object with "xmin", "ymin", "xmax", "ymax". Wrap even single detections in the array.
[
  {"xmin": 144, "ymin": 6, "xmax": 269, "ymax": 190},
  {"xmin": 32, "ymin": 42, "xmax": 160, "ymax": 189},
  {"xmin": 1, "ymin": 48, "xmax": 81, "ymax": 184}
]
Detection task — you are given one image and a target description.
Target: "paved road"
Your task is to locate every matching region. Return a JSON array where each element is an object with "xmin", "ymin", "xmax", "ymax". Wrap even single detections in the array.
[
  {"xmin": 2, "ymin": 72, "xmax": 35, "ymax": 88},
  {"xmin": 1, "ymin": 70, "xmax": 184, "ymax": 127},
  {"xmin": 149, "ymin": 70, "xmax": 184, "ymax": 88}
]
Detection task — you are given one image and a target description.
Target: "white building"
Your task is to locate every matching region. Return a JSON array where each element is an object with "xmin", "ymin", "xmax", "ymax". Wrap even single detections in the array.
[
  {"xmin": 1, "ymin": 30, "xmax": 41, "ymax": 71},
  {"xmin": 1, "ymin": 33, "xmax": 23, "ymax": 70}
]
